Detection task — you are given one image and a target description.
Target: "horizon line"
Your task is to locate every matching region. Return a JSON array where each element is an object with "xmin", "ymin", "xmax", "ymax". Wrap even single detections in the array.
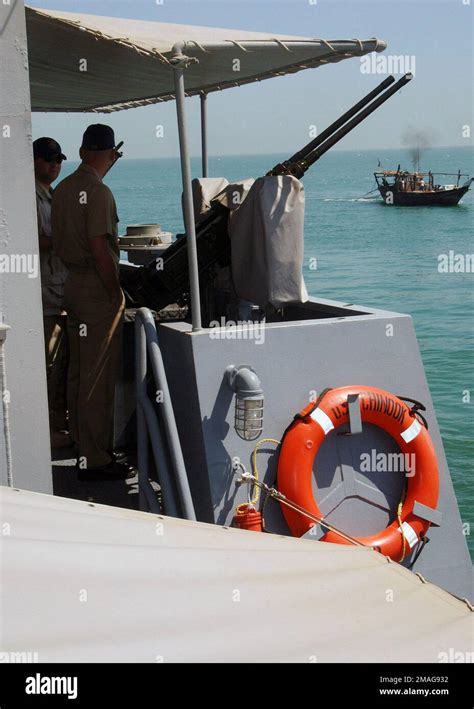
[{"xmin": 60, "ymin": 145, "xmax": 473, "ymax": 162}]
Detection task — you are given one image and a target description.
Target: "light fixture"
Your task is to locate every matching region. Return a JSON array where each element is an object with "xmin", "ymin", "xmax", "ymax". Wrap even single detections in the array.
[{"xmin": 226, "ymin": 365, "xmax": 264, "ymax": 441}]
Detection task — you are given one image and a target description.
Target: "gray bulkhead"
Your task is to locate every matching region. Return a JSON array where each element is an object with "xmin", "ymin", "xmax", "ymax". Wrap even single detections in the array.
[
  {"xmin": 156, "ymin": 299, "xmax": 472, "ymax": 601},
  {"xmin": 0, "ymin": 0, "xmax": 52, "ymax": 494}
]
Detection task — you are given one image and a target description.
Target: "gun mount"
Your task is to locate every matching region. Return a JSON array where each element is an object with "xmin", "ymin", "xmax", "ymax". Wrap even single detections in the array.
[{"xmin": 121, "ymin": 74, "xmax": 413, "ymax": 319}]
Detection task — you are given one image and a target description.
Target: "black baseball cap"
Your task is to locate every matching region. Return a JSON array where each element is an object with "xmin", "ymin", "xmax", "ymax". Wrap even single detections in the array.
[
  {"xmin": 81, "ymin": 124, "xmax": 116, "ymax": 151},
  {"xmin": 33, "ymin": 137, "xmax": 67, "ymax": 161}
]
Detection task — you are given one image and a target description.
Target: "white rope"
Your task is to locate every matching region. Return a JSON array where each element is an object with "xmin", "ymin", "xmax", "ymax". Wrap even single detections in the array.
[{"xmin": 271, "ymin": 38, "xmax": 293, "ymax": 52}]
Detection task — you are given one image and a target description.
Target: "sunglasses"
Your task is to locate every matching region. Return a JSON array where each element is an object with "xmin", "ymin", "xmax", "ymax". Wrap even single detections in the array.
[{"xmin": 43, "ymin": 155, "xmax": 64, "ymax": 164}]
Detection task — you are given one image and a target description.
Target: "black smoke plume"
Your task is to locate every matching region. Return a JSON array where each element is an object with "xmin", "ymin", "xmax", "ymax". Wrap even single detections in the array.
[{"xmin": 402, "ymin": 128, "xmax": 433, "ymax": 171}]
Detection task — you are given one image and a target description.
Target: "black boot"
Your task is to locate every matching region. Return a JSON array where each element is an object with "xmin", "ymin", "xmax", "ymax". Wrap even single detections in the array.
[{"xmin": 77, "ymin": 460, "xmax": 137, "ymax": 482}]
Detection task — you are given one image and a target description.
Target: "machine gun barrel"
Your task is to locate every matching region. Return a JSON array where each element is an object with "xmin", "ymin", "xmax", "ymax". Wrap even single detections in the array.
[
  {"xmin": 295, "ymin": 73, "xmax": 413, "ymax": 176},
  {"xmin": 268, "ymin": 75, "xmax": 395, "ymax": 177},
  {"xmin": 270, "ymin": 74, "xmax": 412, "ymax": 179}
]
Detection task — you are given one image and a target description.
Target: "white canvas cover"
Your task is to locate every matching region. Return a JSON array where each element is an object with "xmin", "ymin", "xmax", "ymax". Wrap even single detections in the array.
[
  {"xmin": 191, "ymin": 177, "xmax": 230, "ymax": 222},
  {"xmin": 1, "ymin": 486, "xmax": 472, "ymax": 663},
  {"xmin": 229, "ymin": 175, "xmax": 308, "ymax": 308},
  {"xmin": 213, "ymin": 178, "xmax": 256, "ymax": 211},
  {"xmin": 25, "ymin": 6, "xmax": 387, "ymax": 112}
]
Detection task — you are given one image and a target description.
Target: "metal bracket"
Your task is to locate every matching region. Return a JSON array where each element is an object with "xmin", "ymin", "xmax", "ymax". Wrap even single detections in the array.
[
  {"xmin": 347, "ymin": 393, "xmax": 362, "ymax": 435},
  {"xmin": 413, "ymin": 501, "xmax": 442, "ymax": 527},
  {"xmin": 170, "ymin": 46, "xmax": 199, "ymax": 69},
  {"xmin": 301, "ymin": 522, "xmax": 330, "ymax": 541}
]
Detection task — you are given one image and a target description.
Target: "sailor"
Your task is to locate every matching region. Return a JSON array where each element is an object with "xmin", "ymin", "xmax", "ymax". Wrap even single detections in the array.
[
  {"xmin": 33, "ymin": 137, "xmax": 70, "ymax": 449},
  {"xmin": 51, "ymin": 124, "xmax": 134, "ymax": 480}
]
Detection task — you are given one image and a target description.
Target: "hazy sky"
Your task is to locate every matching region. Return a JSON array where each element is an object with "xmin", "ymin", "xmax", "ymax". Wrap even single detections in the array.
[{"xmin": 30, "ymin": 0, "xmax": 473, "ymax": 159}]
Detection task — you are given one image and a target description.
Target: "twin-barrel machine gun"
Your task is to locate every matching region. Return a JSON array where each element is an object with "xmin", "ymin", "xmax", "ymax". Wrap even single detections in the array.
[{"xmin": 122, "ymin": 73, "xmax": 413, "ymax": 315}]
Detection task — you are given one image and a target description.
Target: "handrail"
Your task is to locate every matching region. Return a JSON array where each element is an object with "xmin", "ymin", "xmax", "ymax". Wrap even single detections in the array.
[
  {"xmin": 200, "ymin": 93, "xmax": 209, "ymax": 178},
  {"xmin": 135, "ymin": 315, "xmax": 177, "ymax": 515},
  {"xmin": 135, "ymin": 308, "xmax": 196, "ymax": 520},
  {"xmin": 171, "ymin": 47, "xmax": 202, "ymax": 332}
]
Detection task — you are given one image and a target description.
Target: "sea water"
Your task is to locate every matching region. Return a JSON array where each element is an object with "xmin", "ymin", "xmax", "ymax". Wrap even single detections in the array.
[{"xmin": 61, "ymin": 146, "xmax": 474, "ymax": 558}]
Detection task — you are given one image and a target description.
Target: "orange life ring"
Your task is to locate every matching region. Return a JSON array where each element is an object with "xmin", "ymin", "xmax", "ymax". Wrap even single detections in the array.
[{"xmin": 277, "ymin": 385, "xmax": 439, "ymax": 561}]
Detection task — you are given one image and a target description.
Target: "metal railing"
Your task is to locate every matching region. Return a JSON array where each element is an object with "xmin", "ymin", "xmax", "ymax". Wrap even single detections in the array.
[
  {"xmin": 135, "ymin": 308, "xmax": 196, "ymax": 519},
  {"xmin": 171, "ymin": 46, "xmax": 202, "ymax": 332}
]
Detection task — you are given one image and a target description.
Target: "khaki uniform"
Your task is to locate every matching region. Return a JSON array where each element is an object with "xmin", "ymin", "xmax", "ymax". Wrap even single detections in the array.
[
  {"xmin": 51, "ymin": 164, "xmax": 124, "ymax": 468},
  {"xmin": 36, "ymin": 180, "xmax": 69, "ymax": 431}
]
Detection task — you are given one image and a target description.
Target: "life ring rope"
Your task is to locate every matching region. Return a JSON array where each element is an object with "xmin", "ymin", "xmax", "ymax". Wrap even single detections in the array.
[
  {"xmin": 235, "ymin": 468, "xmax": 368, "ymax": 547},
  {"xmin": 234, "ymin": 437, "xmax": 280, "ymax": 515},
  {"xmin": 396, "ymin": 395, "xmax": 429, "ymax": 430}
]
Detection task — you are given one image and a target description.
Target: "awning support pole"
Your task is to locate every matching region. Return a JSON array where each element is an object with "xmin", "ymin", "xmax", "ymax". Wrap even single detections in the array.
[
  {"xmin": 200, "ymin": 93, "xmax": 209, "ymax": 177},
  {"xmin": 171, "ymin": 46, "xmax": 202, "ymax": 331}
]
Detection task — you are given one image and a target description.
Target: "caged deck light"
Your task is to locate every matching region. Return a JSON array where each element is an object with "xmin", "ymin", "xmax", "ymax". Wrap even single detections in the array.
[{"xmin": 225, "ymin": 365, "xmax": 264, "ymax": 441}]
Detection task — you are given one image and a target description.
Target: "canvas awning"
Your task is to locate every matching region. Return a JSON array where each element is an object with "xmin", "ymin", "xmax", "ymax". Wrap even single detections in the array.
[
  {"xmin": 25, "ymin": 6, "xmax": 386, "ymax": 112},
  {"xmin": 1, "ymin": 486, "xmax": 472, "ymax": 662}
]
